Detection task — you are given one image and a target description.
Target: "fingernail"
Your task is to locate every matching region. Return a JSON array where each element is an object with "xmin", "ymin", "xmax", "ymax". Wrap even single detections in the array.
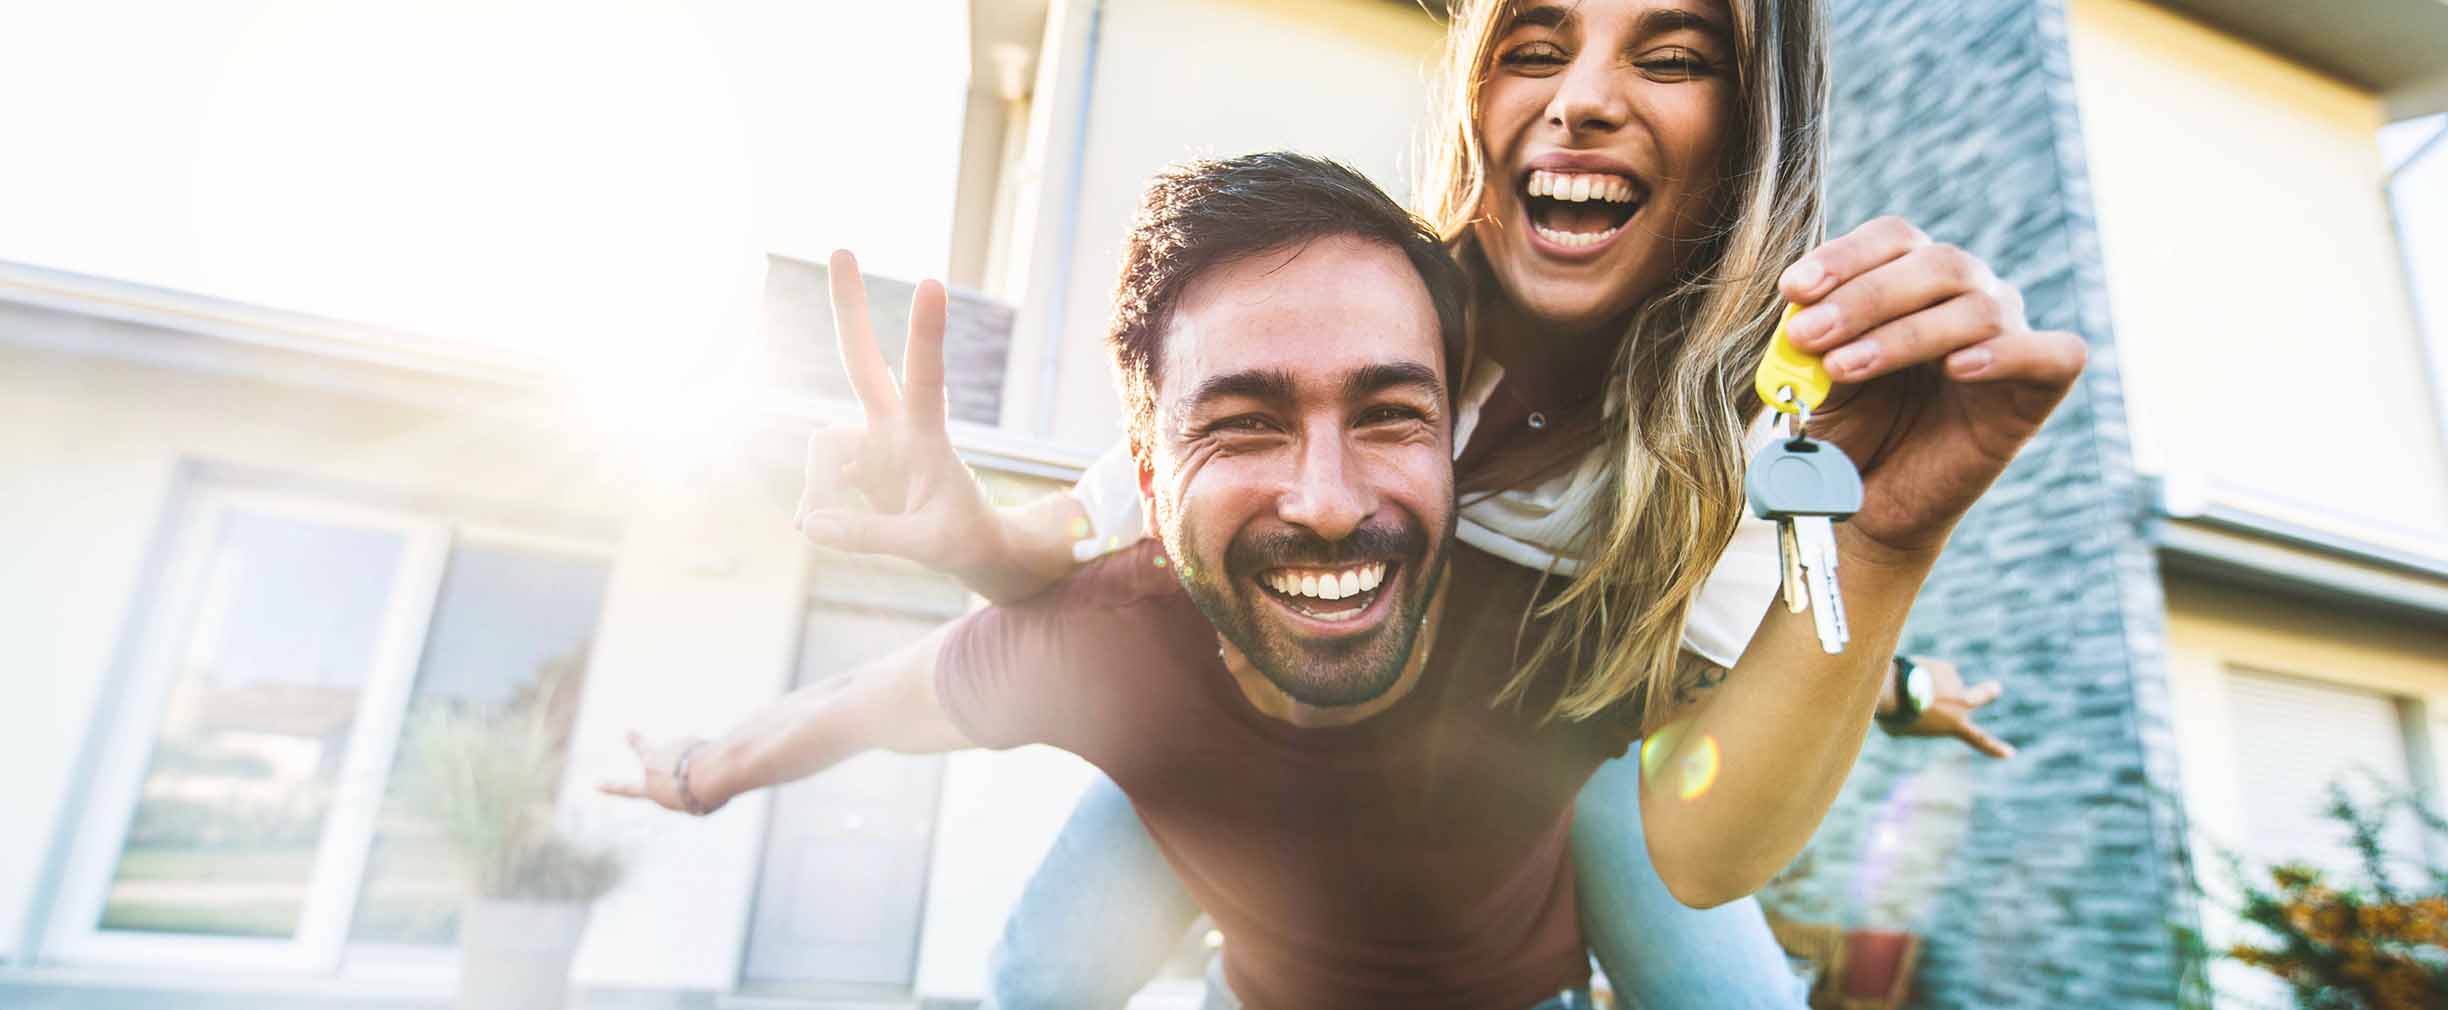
[
  {"xmin": 1782, "ymin": 259, "xmax": 1825, "ymax": 295},
  {"xmin": 1787, "ymin": 304, "xmax": 1837, "ymax": 344},
  {"xmin": 1826, "ymin": 339, "xmax": 1879, "ymax": 377},
  {"xmin": 1951, "ymin": 346, "xmax": 1993, "ymax": 376}
]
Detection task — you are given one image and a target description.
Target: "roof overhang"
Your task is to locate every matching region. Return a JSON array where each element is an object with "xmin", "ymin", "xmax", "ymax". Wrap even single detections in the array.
[
  {"xmin": 2151, "ymin": 0, "xmax": 2448, "ymax": 120},
  {"xmin": 2146, "ymin": 476, "xmax": 2448, "ymax": 622}
]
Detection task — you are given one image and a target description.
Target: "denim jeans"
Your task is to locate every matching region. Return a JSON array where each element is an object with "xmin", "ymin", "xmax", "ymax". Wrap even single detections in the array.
[
  {"xmin": 1196, "ymin": 949, "xmax": 1595, "ymax": 1010},
  {"xmin": 982, "ymin": 752, "xmax": 1808, "ymax": 1010}
]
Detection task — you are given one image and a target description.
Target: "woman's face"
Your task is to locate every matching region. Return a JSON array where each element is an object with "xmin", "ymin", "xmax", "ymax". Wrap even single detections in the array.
[{"xmin": 1471, "ymin": 0, "xmax": 1738, "ymax": 335}]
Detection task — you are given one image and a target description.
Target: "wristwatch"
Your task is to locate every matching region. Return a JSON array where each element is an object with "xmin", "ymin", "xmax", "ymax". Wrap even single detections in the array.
[{"xmin": 1877, "ymin": 655, "xmax": 1934, "ymax": 733}]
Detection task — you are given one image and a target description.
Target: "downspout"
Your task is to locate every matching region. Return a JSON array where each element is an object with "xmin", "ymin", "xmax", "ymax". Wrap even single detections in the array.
[
  {"xmin": 2383, "ymin": 116, "xmax": 2448, "ymax": 461},
  {"xmin": 1032, "ymin": 0, "xmax": 1105, "ymax": 440}
]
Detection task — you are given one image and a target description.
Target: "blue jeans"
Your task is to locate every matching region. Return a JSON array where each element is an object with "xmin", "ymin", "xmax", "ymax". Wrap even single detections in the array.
[{"xmin": 981, "ymin": 752, "xmax": 1807, "ymax": 1010}]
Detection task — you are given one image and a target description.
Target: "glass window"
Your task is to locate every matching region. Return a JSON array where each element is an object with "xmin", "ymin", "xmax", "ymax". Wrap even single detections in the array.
[
  {"xmin": 99, "ymin": 510, "xmax": 407, "ymax": 938},
  {"xmin": 347, "ymin": 540, "xmax": 611, "ymax": 946}
]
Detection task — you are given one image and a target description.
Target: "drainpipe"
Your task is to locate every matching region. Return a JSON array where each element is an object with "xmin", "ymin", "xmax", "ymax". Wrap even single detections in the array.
[
  {"xmin": 2384, "ymin": 116, "xmax": 2448, "ymax": 463},
  {"xmin": 1031, "ymin": 0, "xmax": 1104, "ymax": 441}
]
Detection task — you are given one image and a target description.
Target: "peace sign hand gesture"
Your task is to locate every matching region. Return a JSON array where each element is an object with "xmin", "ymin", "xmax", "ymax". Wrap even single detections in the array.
[{"xmin": 793, "ymin": 251, "xmax": 1008, "ymax": 576}]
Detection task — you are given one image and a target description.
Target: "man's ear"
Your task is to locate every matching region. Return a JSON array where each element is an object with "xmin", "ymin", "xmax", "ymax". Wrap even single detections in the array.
[{"xmin": 1137, "ymin": 448, "xmax": 1162, "ymax": 541}]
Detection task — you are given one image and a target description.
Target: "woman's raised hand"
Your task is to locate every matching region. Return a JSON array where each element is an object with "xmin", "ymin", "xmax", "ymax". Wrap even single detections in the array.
[
  {"xmin": 794, "ymin": 251, "xmax": 1009, "ymax": 576},
  {"xmin": 1774, "ymin": 217, "xmax": 2088, "ymax": 563}
]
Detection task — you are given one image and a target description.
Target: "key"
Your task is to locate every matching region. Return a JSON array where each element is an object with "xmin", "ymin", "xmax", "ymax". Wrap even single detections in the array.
[
  {"xmin": 1749, "ymin": 300, "xmax": 1861, "ymax": 654},
  {"xmin": 1747, "ymin": 427, "xmax": 1862, "ymax": 654}
]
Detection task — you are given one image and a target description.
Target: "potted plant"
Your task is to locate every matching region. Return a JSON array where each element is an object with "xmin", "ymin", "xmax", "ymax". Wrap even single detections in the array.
[{"xmin": 396, "ymin": 706, "xmax": 623, "ymax": 1010}]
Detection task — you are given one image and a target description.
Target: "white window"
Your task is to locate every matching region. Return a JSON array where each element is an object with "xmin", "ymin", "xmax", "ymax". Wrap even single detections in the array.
[
  {"xmin": 2224, "ymin": 668, "xmax": 2429, "ymax": 877},
  {"xmin": 43, "ymin": 480, "xmax": 611, "ymax": 975}
]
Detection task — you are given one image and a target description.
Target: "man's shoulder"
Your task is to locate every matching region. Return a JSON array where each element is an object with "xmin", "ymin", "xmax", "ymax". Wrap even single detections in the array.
[{"xmin": 1053, "ymin": 540, "xmax": 1193, "ymax": 612}]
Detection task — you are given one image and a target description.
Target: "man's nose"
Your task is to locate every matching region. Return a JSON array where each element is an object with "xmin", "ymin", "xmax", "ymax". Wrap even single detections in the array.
[{"xmin": 1275, "ymin": 432, "xmax": 1372, "ymax": 543}]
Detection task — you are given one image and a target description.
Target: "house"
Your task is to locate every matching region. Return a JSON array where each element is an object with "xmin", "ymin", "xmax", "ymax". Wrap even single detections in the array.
[
  {"xmin": 0, "ymin": 1, "xmax": 1445, "ymax": 1007},
  {"xmin": 4, "ymin": 1, "xmax": 2444, "ymax": 1009},
  {"xmin": 1761, "ymin": 1, "xmax": 2448, "ymax": 1008}
]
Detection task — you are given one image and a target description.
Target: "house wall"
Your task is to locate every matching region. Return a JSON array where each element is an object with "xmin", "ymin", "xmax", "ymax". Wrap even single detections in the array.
[
  {"xmin": 0, "ymin": 305, "xmax": 1094, "ymax": 1000},
  {"xmin": 997, "ymin": 0, "xmax": 1447, "ymax": 452},
  {"xmin": 1758, "ymin": 2, "xmax": 2192, "ymax": 1008},
  {"xmin": 2065, "ymin": 0, "xmax": 2448, "ymax": 552}
]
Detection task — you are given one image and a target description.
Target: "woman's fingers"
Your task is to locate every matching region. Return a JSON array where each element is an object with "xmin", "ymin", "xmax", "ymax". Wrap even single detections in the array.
[
  {"xmin": 1788, "ymin": 241, "xmax": 2008, "ymax": 357},
  {"xmin": 1820, "ymin": 290, "xmax": 2013, "ymax": 383},
  {"xmin": 829, "ymin": 249, "xmax": 905, "ymax": 425},
  {"xmin": 1954, "ymin": 721, "xmax": 2017, "ymax": 760},
  {"xmin": 1945, "ymin": 326, "xmax": 2087, "ymax": 386},
  {"xmin": 599, "ymin": 781, "xmax": 648, "ymax": 799},
  {"xmin": 902, "ymin": 281, "xmax": 950, "ymax": 437},
  {"xmin": 1779, "ymin": 215, "xmax": 1929, "ymax": 305},
  {"xmin": 1959, "ymin": 680, "xmax": 2005, "ymax": 709}
]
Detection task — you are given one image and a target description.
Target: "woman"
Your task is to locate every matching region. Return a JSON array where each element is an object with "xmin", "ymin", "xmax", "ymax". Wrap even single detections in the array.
[{"xmin": 777, "ymin": 0, "xmax": 2066, "ymax": 1005}]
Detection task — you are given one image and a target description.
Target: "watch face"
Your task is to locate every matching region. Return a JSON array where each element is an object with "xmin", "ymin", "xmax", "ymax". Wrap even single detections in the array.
[{"xmin": 1906, "ymin": 666, "xmax": 1937, "ymax": 712}]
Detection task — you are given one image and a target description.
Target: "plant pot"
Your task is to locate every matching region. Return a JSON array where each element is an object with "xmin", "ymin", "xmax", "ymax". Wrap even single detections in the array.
[
  {"xmin": 458, "ymin": 898, "xmax": 592, "ymax": 1010},
  {"xmin": 1839, "ymin": 927, "xmax": 1919, "ymax": 1008}
]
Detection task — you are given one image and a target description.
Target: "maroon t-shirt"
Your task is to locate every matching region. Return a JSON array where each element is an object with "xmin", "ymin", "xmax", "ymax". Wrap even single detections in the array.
[{"xmin": 937, "ymin": 540, "xmax": 1638, "ymax": 1010}]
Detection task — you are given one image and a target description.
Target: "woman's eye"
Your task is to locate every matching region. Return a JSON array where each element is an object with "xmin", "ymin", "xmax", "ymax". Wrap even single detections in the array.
[
  {"xmin": 1499, "ymin": 42, "xmax": 1568, "ymax": 69},
  {"xmin": 1639, "ymin": 51, "xmax": 1719, "ymax": 79}
]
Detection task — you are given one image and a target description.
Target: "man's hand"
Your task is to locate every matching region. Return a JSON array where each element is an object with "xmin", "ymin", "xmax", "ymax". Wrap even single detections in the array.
[
  {"xmin": 599, "ymin": 731, "xmax": 725, "ymax": 816},
  {"xmin": 1885, "ymin": 657, "xmax": 2014, "ymax": 759},
  {"xmin": 1776, "ymin": 217, "xmax": 2088, "ymax": 563},
  {"xmin": 795, "ymin": 251, "xmax": 1009, "ymax": 577}
]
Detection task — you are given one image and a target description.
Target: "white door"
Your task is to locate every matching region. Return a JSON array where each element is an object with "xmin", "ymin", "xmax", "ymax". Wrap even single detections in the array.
[{"xmin": 741, "ymin": 584, "xmax": 957, "ymax": 993}]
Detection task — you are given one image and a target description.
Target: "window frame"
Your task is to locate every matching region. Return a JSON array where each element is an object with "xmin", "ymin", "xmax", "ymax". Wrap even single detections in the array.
[{"xmin": 41, "ymin": 479, "xmax": 614, "ymax": 978}]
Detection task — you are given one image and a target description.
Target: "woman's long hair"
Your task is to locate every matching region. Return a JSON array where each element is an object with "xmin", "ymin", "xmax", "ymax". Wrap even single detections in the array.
[{"xmin": 1417, "ymin": 0, "xmax": 1829, "ymax": 729}]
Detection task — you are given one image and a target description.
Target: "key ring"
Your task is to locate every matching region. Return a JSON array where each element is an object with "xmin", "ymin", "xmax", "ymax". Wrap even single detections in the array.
[{"xmin": 1775, "ymin": 384, "xmax": 1812, "ymax": 442}]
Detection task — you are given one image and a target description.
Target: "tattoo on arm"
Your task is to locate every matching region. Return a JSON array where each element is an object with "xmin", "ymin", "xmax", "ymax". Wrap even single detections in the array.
[{"xmin": 1673, "ymin": 661, "xmax": 1728, "ymax": 707}]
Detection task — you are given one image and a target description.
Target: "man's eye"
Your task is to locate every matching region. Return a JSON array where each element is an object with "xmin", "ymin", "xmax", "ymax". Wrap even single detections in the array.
[
  {"xmin": 1209, "ymin": 415, "xmax": 1275, "ymax": 435},
  {"xmin": 1359, "ymin": 406, "xmax": 1427, "ymax": 427}
]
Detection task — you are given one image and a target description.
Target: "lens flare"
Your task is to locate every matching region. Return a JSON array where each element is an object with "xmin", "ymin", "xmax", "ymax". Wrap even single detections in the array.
[{"xmin": 1637, "ymin": 721, "xmax": 1720, "ymax": 801}]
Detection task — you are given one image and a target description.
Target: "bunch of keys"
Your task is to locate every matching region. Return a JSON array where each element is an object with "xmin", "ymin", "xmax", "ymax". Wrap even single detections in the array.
[{"xmin": 1750, "ymin": 303, "xmax": 1864, "ymax": 655}]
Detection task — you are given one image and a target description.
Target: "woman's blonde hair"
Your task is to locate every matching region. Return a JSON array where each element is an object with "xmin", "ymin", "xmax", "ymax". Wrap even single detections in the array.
[{"xmin": 1417, "ymin": 0, "xmax": 1829, "ymax": 729}]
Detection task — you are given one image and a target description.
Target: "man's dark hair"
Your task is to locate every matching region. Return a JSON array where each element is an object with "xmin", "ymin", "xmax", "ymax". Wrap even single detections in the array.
[{"xmin": 1107, "ymin": 151, "xmax": 1469, "ymax": 466}]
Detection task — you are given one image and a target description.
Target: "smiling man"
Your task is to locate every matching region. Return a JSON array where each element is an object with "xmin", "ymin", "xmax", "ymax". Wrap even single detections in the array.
[{"xmin": 608, "ymin": 154, "xmax": 1643, "ymax": 1010}]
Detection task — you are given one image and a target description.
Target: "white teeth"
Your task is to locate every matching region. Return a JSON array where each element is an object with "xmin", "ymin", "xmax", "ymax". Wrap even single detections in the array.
[
  {"xmin": 1265, "ymin": 564, "xmax": 1391, "ymax": 601},
  {"xmin": 1528, "ymin": 170, "xmax": 1638, "ymax": 204},
  {"xmin": 1533, "ymin": 222, "xmax": 1624, "ymax": 248}
]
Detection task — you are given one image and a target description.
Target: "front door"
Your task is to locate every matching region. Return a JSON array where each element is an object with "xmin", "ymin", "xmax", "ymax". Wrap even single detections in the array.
[{"xmin": 741, "ymin": 573, "xmax": 961, "ymax": 993}]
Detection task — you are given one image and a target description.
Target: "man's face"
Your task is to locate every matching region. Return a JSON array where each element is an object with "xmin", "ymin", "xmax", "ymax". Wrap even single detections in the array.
[{"xmin": 1141, "ymin": 235, "xmax": 1456, "ymax": 708}]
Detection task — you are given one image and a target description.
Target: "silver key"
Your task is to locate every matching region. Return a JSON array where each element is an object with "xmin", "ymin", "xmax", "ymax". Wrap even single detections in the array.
[{"xmin": 1747, "ymin": 410, "xmax": 1863, "ymax": 654}]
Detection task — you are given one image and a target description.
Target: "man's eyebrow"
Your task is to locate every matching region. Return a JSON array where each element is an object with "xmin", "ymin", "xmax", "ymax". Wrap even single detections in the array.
[
  {"xmin": 1342, "ymin": 361, "xmax": 1444, "ymax": 403},
  {"xmin": 1177, "ymin": 367, "xmax": 1299, "ymax": 418}
]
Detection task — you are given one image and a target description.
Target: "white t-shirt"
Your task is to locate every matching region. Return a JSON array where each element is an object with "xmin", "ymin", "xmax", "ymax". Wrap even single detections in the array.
[{"xmin": 1066, "ymin": 361, "xmax": 1784, "ymax": 668}]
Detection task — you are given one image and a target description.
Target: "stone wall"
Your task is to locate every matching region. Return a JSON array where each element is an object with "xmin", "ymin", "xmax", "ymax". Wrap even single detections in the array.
[{"xmin": 1759, "ymin": 2, "xmax": 2196, "ymax": 1007}]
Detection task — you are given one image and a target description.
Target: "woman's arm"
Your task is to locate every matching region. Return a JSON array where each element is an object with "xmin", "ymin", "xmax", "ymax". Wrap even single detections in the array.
[
  {"xmin": 1638, "ymin": 217, "xmax": 2085, "ymax": 907},
  {"xmin": 790, "ymin": 251, "xmax": 1127, "ymax": 603},
  {"xmin": 601, "ymin": 625, "xmax": 973, "ymax": 814}
]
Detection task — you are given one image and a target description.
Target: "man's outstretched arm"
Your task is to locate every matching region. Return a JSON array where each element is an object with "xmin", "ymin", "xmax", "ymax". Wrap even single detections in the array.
[{"xmin": 602, "ymin": 625, "xmax": 972, "ymax": 815}]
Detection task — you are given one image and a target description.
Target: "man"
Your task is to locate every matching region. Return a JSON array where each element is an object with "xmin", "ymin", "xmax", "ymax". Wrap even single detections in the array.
[{"xmin": 606, "ymin": 153, "xmax": 2072, "ymax": 1008}]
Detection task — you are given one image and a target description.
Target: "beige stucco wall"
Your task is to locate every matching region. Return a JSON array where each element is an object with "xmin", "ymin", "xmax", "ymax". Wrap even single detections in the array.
[
  {"xmin": 2067, "ymin": 0, "xmax": 2448, "ymax": 549},
  {"xmin": 1001, "ymin": 0, "xmax": 1447, "ymax": 452},
  {"xmin": 0, "ymin": 318, "xmax": 1094, "ymax": 997}
]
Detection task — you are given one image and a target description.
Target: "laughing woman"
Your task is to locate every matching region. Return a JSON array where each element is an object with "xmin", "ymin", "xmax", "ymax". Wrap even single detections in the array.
[{"xmin": 641, "ymin": 0, "xmax": 2074, "ymax": 1006}]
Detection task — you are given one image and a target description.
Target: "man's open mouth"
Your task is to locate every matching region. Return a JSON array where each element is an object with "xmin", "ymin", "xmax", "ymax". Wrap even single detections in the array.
[
  {"xmin": 1256, "ymin": 560, "xmax": 1395, "ymax": 624},
  {"xmin": 1521, "ymin": 169, "xmax": 1643, "ymax": 250}
]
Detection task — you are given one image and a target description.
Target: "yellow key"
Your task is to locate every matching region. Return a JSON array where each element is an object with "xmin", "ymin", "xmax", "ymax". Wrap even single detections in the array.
[{"xmin": 1754, "ymin": 302, "xmax": 1833, "ymax": 415}]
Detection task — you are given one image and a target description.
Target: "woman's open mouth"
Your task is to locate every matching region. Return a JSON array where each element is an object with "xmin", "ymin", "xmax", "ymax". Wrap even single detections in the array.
[
  {"xmin": 1521, "ymin": 169, "xmax": 1642, "ymax": 255},
  {"xmin": 1255, "ymin": 560, "xmax": 1396, "ymax": 628}
]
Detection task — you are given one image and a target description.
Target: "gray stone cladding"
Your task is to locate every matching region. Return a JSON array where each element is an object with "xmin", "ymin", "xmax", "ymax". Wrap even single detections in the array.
[
  {"xmin": 1755, "ymin": 1, "xmax": 2195, "ymax": 1007},
  {"xmin": 763, "ymin": 252, "xmax": 1014, "ymax": 427}
]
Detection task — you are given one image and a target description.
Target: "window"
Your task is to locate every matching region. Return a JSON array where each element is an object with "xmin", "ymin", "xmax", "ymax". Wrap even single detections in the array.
[
  {"xmin": 2224, "ymin": 669, "xmax": 2428, "ymax": 875},
  {"xmin": 46, "ymin": 482, "xmax": 609, "ymax": 973},
  {"xmin": 2384, "ymin": 113, "xmax": 2448, "ymax": 455}
]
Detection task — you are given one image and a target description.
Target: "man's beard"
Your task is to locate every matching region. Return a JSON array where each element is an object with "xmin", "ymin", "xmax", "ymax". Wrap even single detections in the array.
[{"xmin": 1166, "ymin": 512, "xmax": 1448, "ymax": 708}]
